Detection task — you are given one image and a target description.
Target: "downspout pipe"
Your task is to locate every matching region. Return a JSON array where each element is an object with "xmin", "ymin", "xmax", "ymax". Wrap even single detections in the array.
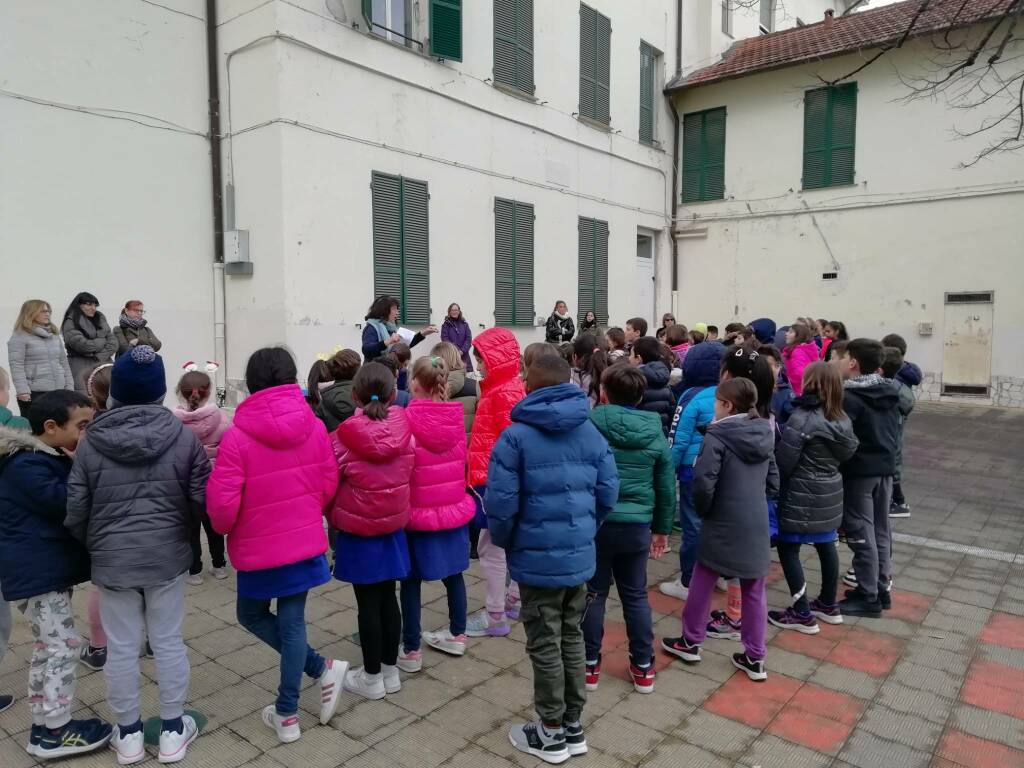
[
  {"xmin": 669, "ymin": 0, "xmax": 682, "ymax": 297},
  {"xmin": 205, "ymin": 0, "xmax": 228, "ymax": 404}
]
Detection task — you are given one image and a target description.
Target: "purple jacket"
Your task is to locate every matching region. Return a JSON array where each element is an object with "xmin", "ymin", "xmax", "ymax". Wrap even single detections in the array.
[{"xmin": 441, "ymin": 318, "xmax": 474, "ymax": 372}]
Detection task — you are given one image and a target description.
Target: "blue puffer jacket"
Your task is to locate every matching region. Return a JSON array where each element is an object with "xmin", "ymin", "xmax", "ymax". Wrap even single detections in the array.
[
  {"xmin": 485, "ymin": 383, "xmax": 619, "ymax": 588},
  {"xmin": 0, "ymin": 427, "xmax": 90, "ymax": 601},
  {"xmin": 670, "ymin": 387, "xmax": 716, "ymax": 469}
]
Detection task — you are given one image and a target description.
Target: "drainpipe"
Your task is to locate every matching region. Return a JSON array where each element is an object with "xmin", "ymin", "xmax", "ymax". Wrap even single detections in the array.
[
  {"xmin": 668, "ymin": 0, "xmax": 683, "ymax": 313},
  {"xmin": 205, "ymin": 0, "xmax": 228, "ymax": 403}
]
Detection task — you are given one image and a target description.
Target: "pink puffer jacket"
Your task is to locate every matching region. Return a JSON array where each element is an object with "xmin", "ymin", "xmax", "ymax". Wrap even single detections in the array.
[
  {"xmin": 405, "ymin": 399, "xmax": 475, "ymax": 531},
  {"xmin": 329, "ymin": 407, "xmax": 415, "ymax": 537},
  {"xmin": 207, "ymin": 384, "xmax": 338, "ymax": 571},
  {"xmin": 173, "ymin": 403, "xmax": 231, "ymax": 462},
  {"xmin": 783, "ymin": 342, "xmax": 821, "ymax": 396}
]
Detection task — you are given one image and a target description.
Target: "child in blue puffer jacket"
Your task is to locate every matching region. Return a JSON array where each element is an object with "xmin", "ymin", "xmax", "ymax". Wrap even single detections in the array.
[
  {"xmin": 486, "ymin": 355, "xmax": 619, "ymax": 764},
  {"xmin": 660, "ymin": 341, "xmax": 725, "ymax": 601}
]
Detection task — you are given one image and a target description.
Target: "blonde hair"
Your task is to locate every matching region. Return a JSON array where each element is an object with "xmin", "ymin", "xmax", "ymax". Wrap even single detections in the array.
[
  {"xmin": 431, "ymin": 341, "xmax": 464, "ymax": 372},
  {"xmin": 14, "ymin": 300, "xmax": 57, "ymax": 334},
  {"xmin": 411, "ymin": 356, "xmax": 449, "ymax": 401}
]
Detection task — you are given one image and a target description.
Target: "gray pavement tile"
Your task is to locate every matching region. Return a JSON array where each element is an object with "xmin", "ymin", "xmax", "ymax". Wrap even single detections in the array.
[
  {"xmin": 266, "ymin": 721, "xmax": 367, "ymax": 768},
  {"xmin": 874, "ymin": 680, "xmax": 955, "ymax": 725},
  {"xmin": 186, "ymin": 660, "xmax": 244, "ymax": 700},
  {"xmin": 807, "ymin": 662, "xmax": 883, "ymax": 700},
  {"xmin": 329, "ymin": 696, "xmax": 417, "ymax": 745},
  {"xmin": 172, "ymin": 726, "xmax": 262, "ymax": 768},
  {"xmin": 186, "ymin": 624, "xmax": 259, "ymax": 658},
  {"xmin": 939, "ymin": 587, "xmax": 998, "ymax": 610},
  {"xmin": 467, "ymin": 636, "xmax": 528, "ymax": 669},
  {"xmin": 766, "ymin": 647, "xmax": 821, "ymax": 680},
  {"xmin": 951, "ymin": 703, "xmax": 1024, "ymax": 751},
  {"xmin": 423, "ymin": 650, "xmax": 502, "ymax": 689},
  {"xmin": 642, "ymin": 737, "xmax": 731, "ymax": 768},
  {"xmin": 900, "ymin": 642, "xmax": 971, "ymax": 675},
  {"xmin": 425, "ymin": 692, "xmax": 518, "ymax": 740},
  {"xmin": 889, "ymin": 660, "xmax": 964, "ymax": 699},
  {"xmin": 585, "ymin": 711, "xmax": 667, "ymax": 764},
  {"xmin": 192, "ymin": 678, "xmax": 272, "ymax": 731},
  {"xmin": 672, "ymin": 709, "xmax": 760, "ymax": 759},
  {"xmin": 468, "ymin": 669, "xmax": 534, "ymax": 713},
  {"xmin": 837, "ymin": 729, "xmax": 932, "ymax": 768},
  {"xmin": 615, "ymin": 691, "xmax": 694, "ymax": 735},
  {"xmin": 651, "ymin": 665, "xmax": 723, "ymax": 706},
  {"xmin": 216, "ymin": 640, "xmax": 282, "ymax": 677},
  {"xmin": 580, "ymin": 677, "xmax": 631, "ymax": 719},
  {"xmin": 375, "ymin": 718, "xmax": 469, "ymax": 768},
  {"xmin": 443, "ymin": 744, "xmax": 531, "ymax": 768},
  {"xmin": 857, "ymin": 704, "xmax": 944, "ymax": 753},
  {"xmin": 0, "ymin": 736, "xmax": 36, "ymax": 768},
  {"xmin": 737, "ymin": 733, "xmax": 832, "ymax": 768},
  {"xmin": 386, "ymin": 671, "xmax": 462, "ymax": 717}
]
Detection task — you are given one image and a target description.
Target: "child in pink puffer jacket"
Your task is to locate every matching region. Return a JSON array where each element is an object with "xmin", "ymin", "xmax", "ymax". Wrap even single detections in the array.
[
  {"xmin": 782, "ymin": 323, "xmax": 820, "ymax": 397},
  {"xmin": 329, "ymin": 361, "xmax": 415, "ymax": 701},
  {"xmin": 397, "ymin": 356, "xmax": 476, "ymax": 672},
  {"xmin": 207, "ymin": 348, "xmax": 348, "ymax": 745}
]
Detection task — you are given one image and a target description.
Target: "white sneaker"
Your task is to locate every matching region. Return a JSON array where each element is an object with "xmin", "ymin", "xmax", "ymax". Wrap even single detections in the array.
[
  {"xmin": 262, "ymin": 705, "xmax": 301, "ymax": 743},
  {"xmin": 382, "ymin": 664, "xmax": 401, "ymax": 694},
  {"xmin": 396, "ymin": 646, "xmax": 422, "ymax": 673},
  {"xmin": 343, "ymin": 667, "xmax": 386, "ymax": 700},
  {"xmin": 658, "ymin": 579, "xmax": 689, "ymax": 600},
  {"xmin": 715, "ymin": 577, "xmax": 728, "ymax": 592},
  {"xmin": 423, "ymin": 629, "xmax": 467, "ymax": 656},
  {"xmin": 185, "ymin": 574, "xmax": 203, "ymax": 586},
  {"xmin": 318, "ymin": 658, "xmax": 348, "ymax": 724},
  {"xmin": 211, "ymin": 567, "xmax": 229, "ymax": 580},
  {"xmin": 158, "ymin": 715, "xmax": 198, "ymax": 764},
  {"xmin": 110, "ymin": 727, "xmax": 146, "ymax": 766}
]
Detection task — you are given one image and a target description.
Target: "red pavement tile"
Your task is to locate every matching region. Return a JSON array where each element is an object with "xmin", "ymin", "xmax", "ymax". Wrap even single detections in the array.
[
  {"xmin": 648, "ymin": 588, "xmax": 683, "ymax": 616},
  {"xmin": 601, "ymin": 646, "xmax": 664, "ymax": 684},
  {"xmin": 826, "ymin": 626, "xmax": 905, "ymax": 677},
  {"xmin": 786, "ymin": 682, "xmax": 864, "ymax": 727},
  {"xmin": 937, "ymin": 730, "xmax": 1024, "ymax": 768},
  {"xmin": 962, "ymin": 660, "xmax": 1024, "ymax": 719},
  {"xmin": 772, "ymin": 621, "xmax": 848, "ymax": 660},
  {"xmin": 886, "ymin": 590, "xmax": 934, "ymax": 623},
  {"xmin": 600, "ymin": 620, "xmax": 629, "ymax": 650},
  {"xmin": 767, "ymin": 708, "xmax": 852, "ymax": 754},
  {"xmin": 704, "ymin": 671, "xmax": 802, "ymax": 728},
  {"xmin": 979, "ymin": 612, "xmax": 1024, "ymax": 650}
]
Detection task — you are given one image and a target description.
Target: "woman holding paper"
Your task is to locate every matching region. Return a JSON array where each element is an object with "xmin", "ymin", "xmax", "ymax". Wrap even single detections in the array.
[{"xmin": 361, "ymin": 295, "xmax": 436, "ymax": 361}]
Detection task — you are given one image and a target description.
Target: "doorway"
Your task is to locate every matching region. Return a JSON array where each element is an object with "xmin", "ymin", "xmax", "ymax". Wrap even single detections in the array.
[
  {"xmin": 941, "ymin": 291, "xmax": 993, "ymax": 396},
  {"xmin": 635, "ymin": 234, "xmax": 655, "ymax": 331}
]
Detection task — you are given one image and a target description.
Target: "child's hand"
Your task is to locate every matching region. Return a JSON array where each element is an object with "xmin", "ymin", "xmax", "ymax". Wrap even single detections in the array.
[{"xmin": 650, "ymin": 534, "xmax": 668, "ymax": 559}]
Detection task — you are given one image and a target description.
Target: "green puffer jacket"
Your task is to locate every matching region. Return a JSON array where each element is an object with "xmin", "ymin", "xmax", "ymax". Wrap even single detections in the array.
[{"xmin": 589, "ymin": 405, "xmax": 676, "ymax": 533}]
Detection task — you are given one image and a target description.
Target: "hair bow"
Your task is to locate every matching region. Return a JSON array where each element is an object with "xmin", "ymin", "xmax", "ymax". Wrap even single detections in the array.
[
  {"xmin": 316, "ymin": 345, "xmax": 343, "ymax": 362},
  {"xmin": 183, "ymin": 361, "xmax": 220, "ymax": 374}
]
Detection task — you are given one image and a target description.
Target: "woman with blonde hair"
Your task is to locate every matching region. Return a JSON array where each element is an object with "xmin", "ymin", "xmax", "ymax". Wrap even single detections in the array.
[{"xmin": 6, "ymin": 299, "xmax": 75, "ymax": 417}]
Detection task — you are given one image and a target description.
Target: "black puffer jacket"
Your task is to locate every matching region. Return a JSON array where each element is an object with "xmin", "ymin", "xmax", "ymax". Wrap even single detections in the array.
[
  {"xmin": 842, "ymin": 375, "xmax": 901, "ymax": 478},
  {"xmin": 316, "ymin": 379, "xmax": 356, "ymax": 432},
  {"xmin": 775, "ymin": 396, "xmax": 859, "ymax": 535},
  {"xmin": 66, "ymin": 405, "xmax": 210, "ymax": 588},
  {"xmin": 638, "ymin": 361, "xmax": 675, "ymax": 435}
]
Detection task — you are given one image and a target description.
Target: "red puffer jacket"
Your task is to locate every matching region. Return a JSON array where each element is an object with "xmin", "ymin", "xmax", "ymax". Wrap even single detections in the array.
[{"xmin": 467, "ymin": 328, "xmax": 524, "ymax": 486}]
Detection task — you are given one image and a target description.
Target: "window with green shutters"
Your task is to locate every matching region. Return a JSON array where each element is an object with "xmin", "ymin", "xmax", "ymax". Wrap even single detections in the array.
[
  {"xmin": 681, "ymin": 107, "xmax": 726, "ymax": 203},
  {"xmin": 579, "ymin": 4, "xmax": 611, "ymax": 125},
  {"xmin": 430, "ymin": 0, "xmax": 462, "ymax": 60},
  {"xmin": 639, "ymin": 41, "xmax": 655, "ymax": 144},
  {"xmin": 371, "ymin": 171, "xmax": 431, "ymax": 326},
  {"xmin": 578, "ymin": 217, "xmax": 609, "ymax": 324},
  {"xmin": 493, "ymin": 199, "xmax": 535, "ymax": 325},
  {"xmin": 803, "ymin": 83, "xmax": 857, "ymax": 189},
  {"xmin": 493, "ymin": 0, "xmax": 534, "ymax": 94}
]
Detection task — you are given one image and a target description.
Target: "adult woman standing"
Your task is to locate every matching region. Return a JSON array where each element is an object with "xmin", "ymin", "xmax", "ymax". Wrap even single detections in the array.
[
  {"xmin": 113, "ymin": 300, "xmax": 161, "ymax": 357},
  {"xmin": 577, "ymin": 311, "xmax": 599, "ymax": 337},
  {"xmin": 544, "ymin": 300, "xmax": 575, "ymax": 344},
  {"xmin": 61, "ymin": 292, "xmax": 118, "ymax": 393},
  {"xmin": 440, "ymin": 303, "xmax": 474, "ymax": 372},
  {"xmin": 6, "ymin": 299, "xmax": 75, "ymax": 416},
  {"xmin": 361, "ymin": 295, "xmax": 436, "ymax": 362},
  {"xmin": 655, "ymin": 312, "xmax": 676, "ymax": 341}
]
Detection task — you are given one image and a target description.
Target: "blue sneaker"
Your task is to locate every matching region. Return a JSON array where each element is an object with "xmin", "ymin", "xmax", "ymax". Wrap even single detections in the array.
[
  {"xmin": 36, "ymin": 718, "xmax": 112, "ymax": 759},
  {"xmin": 26, "ymin": 724, "xmax": 43, "ymax": 756}
]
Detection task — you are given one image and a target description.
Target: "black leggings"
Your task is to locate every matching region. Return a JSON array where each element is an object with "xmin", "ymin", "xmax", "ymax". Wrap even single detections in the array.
[
  {"xmin": 189, "ymin": 514, "xmax": 226, "ymax": 573},
  {"xmin": 353, "ymin": 581, "xmax": 401, "ymax": 674},
  {"xmin": 776, "ymin": 541, "xmax": 839, "ymax": 614}
]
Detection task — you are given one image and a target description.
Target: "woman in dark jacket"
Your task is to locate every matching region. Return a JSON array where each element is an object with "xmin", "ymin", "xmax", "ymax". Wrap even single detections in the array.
[
  {"xmin": 61, "ymin": 292, "xmax": 118, "ymax": 393},
  {"xmin": 544, "ymin": 301, "xmax": 575, "ymax": 344},
  {"xmin": 113, "ymin": 300, "xmax": 161, "ymax": 357},
  {"xmin": 361, "ymin": 295, "xmax": 436, "ymax": 361},
  {"xmin": 577, "ymin": 311, "xmax": 599, "ymax": 337},
  {"xmin": 440, "ymin": 303, "xmax": 474, "ymax": 372},
  {"xmin": 768, "ymin": 362, "xmax": 858, "ymax": 634}
]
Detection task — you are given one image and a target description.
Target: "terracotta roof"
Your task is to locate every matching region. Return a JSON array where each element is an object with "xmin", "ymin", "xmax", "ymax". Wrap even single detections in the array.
[{"xmin": 666, "ymin": 0, "xmax": 1016, "ymax": 91}]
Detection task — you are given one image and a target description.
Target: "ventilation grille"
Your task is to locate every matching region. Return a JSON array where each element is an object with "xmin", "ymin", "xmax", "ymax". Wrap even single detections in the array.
[
  {"xmin": 942, "ymin": 384, "xmax": 989, "ymax": 396},
  {"xmin": 821, "ymin": 271, "xmax": 838, "ymax": 280},
  {"xmin": 945, "ymin": 291, "xmax": 993, "ymax": 304}
]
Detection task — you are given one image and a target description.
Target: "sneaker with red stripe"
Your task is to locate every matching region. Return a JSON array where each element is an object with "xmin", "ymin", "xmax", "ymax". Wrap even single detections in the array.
[
  {"xmin": 629, "ymin": 661, "xmax": 655, "ymax": 694},
  {"xmin": 318, "ymin": 658, "xmax": 349, "ymax": 724},
  {"xmin": 585, "ymin": 657, "xmax": 601, "ymax": 691},
  {"xmin": 262, "ymin": 706, "xmax": 300, "ymax": 744}
]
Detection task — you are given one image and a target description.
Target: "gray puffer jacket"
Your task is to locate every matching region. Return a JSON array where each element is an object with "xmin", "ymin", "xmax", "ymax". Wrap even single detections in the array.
[
  {"xmin": 6, "ymin": 327, "xmax": 75, "ymax": 394},
  {"xmin": 62, "ymin": 314, "xmax": 118, "ymax": 393},
  {"xmin": 693, "ymin": 414, "xmax": 779, "ymax": 580},
  {"xmin": 66, "ymin": 405, "xmax": 211, "ymax": 589},
  {"xmin": 775, "ymin": 395, "xmax": 859, "ymax": 535}
]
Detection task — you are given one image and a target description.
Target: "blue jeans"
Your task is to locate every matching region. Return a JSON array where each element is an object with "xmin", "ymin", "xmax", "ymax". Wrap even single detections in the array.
[
  {"xmin": 582, "ymin": 523, "xmax": 653, "ymax": 664},
  {"xmin": 400, "ymin": 574, "xmax": 468, "ymax": 651},
  {"xmin": 677, "ymin": 468, "xmax": 701, "ymax": 586},
  {"xmin": 236, "ymin": 592, "xmax": 325, "ymax": 716}
]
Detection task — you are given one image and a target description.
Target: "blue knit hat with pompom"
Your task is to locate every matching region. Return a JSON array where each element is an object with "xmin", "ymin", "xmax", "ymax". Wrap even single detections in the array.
[{"xmin": 110, "ymin": 345, "xmax": 166, "ymax": 405}]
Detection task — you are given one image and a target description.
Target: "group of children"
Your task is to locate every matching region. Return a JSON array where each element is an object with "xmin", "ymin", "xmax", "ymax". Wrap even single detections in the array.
[{"xmin": 0, "ymin": 298, "xmax": 917, "ymax": 766}]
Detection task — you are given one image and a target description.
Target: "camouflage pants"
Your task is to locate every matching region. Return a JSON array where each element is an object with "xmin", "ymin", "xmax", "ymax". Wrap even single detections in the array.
[{"xmin": 18, "ymin": 590, "xmax": 82, "ymax": 728}]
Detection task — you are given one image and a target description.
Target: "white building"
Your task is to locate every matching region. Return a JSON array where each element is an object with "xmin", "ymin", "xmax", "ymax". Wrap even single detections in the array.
[
  {"xmin": 3, "ymin": 0, "xmax": 848, "ymax": 403},
  {"xmin": 667, "ymin": 0, "xmax": 1024, "ymax": 406}
]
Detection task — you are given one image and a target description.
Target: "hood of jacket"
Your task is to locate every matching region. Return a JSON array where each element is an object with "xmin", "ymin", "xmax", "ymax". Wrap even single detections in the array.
[
  {"xmin": 845, "ymin": 375, "xmax": 900, "ymax": 409},
  {"xmin": 234, "ymin": 384, "xmax": 320, "ymax": 450},
  {"xmin": 707, "ymin": 415, "xmax": 775, "ymax": 463},
  {"xmin": 590, "ymin": 405, "xmax": 662, "ymax": 450},
  {"xmin": 336, "ymin": 407, "xmax": 412, "ymax": 462},
  {"xmin": 320, "ymin": 379, "xmax": 354, "ymax": 411},
  {"xmin": 897, "ymin": 361, "xmax": 923, "ymax": 387},
  {"xmin": 85, "ymin": 405, "xmax": 185, "ymax": 463},
  {"xmin": 0, "ymin": 425, "xmax": 58, "ymax": 460},
  {"xmin": 473, "ymin": 328, "xmax": 521, "ymax": 393},
  {"xmin": 682, "ymin": 341, "xmax": 725, "ymax": 388},
  {"xmin": 791, "ymin": 395, "xmax": 859, "ymax": 448},
  {"xmin": 172, "ymin": 403, "xmax": 224, "ymax": 443},
  {"xmin": 749, "ymin": 318, "xmax": 777, "ymax": 344},
  {"xmin": 511, "ymin": 383, "xmax": 590, "ymax": 433},
  {"xmin": 639, "ymin": 361, "xmax": 670, "ymax": 389},
  {"xmin": 406, "ymin": 399, "xmax": 465, "ymax": 452}
]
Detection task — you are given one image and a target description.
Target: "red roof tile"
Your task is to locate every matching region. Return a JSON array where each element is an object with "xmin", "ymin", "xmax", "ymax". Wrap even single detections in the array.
[{"xmin": 667, "ymin": 0, "xmax": 1015, "ymax": 91}]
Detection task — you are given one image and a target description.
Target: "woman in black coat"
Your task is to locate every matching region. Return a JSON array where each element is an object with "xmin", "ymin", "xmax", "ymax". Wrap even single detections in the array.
[{"xmin": 544, "ymin": 300, "xmax": 575, "ymax": 344}]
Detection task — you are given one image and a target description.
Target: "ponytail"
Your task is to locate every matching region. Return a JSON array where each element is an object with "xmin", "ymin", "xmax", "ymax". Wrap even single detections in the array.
[
  {"xmin": 572, "ymin": 334, "xmax": 608, "ymax": 401},
  {"xmin": 353, "ymin": 362, "xmax": 394, "ymax": 421},
  {"xmin": 177, "ymin": 371, "xmax": 212, "ymax": 411},
  {"xmin": 412, "ymin": 356, "xmax": 449, "ymax": 401}
]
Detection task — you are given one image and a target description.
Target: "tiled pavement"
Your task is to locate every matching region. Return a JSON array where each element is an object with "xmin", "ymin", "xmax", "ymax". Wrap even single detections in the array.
[{"xmin": 2, "ymin": 401, "xmax": 1023, "ymax": 767}]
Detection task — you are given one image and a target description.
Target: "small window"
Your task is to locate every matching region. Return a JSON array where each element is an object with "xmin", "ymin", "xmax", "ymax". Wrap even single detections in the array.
[
  {"xmin": 371, "ymin": 171, "xmax": 431, "ymax": 325},
  {"xmin": 803, "ymin": 83, "xmax": 857, "ymax": 189},
  {"xmin": 578, "ymin": 217, "xmax": 609, "ymax": 324},
  {"xmin": 579, "ymin": 4, "xmax": 612, "ymax": 125},
  {"xmin": 759, "ymin": 0, "xmax": 774, "ymax": 32},
  {"xmin": 493, "ymin": 0, "xmax": 535, "ymax": 94},
  {"xmin": 681, "ymin": 107, "xmax": 726, "ymax": 202},
  {"xmin": 721, "ymin": 1, "xmax": 733, "ymax": 36},
  {"xmin": 639, "ymin": 41, "xmax": 657, "ymax": 144},
  {"xmin": 362, "ymin": 0, "xmax": 419, "ymax": 48},
  {"xmin": 494, "ymin": 199, "xmax": 535, "ymax": 325}
]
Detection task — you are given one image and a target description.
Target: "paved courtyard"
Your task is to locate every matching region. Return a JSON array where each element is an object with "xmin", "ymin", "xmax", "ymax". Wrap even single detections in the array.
[{"xmin": 2, "ymin": 402, "xmax": 1023, "ymax": 767}]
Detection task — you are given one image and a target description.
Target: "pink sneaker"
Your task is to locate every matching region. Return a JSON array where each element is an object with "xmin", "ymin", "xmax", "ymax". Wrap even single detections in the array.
[
  {"xmin": 397, "ymin": 647, "xmax": 422, "ymax": 673},
  {"xmin": 423, "ymin": 630, "xmax": 467, "ymax": 656}
]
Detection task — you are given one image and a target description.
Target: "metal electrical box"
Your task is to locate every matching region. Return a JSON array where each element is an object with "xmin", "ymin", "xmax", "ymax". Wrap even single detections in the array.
[{"xmin": 224, "ymin": 230, "xmax": 252, "ymax": 275}]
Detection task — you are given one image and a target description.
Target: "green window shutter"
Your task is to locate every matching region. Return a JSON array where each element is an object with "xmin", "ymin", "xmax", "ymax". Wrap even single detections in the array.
[
  {"xmin": 681, "ymin": 108, "xmax": 726, "ymax": 202},
  {"xmin": 578, "ymin": 217, "xmax": 609, "ymax": 325},
  {"xmin": 579, "ymin": 4, "xmax": 611, "ymax": 124},
  {"xmin": 639, "ymin": 41, "xmax": 654, "ymax": 144},
  {"xmin": 361, "ymin": 0, "xmax": 371, "ymax": 26},
  {"xmin": 494, "ymin": 199, "xmax": 534, "ymax": 325},
  {"xmin": 513, "ymin": 202, "xmax": 535, "ymax": 324},
  {"xmin": 803, "ymin": 83, "xmax": 856, "ymax": 189},
  {"xmin": 371, "ymin": 172, "xmax": 404, "ymax": 304},
  {"xmin": 594, "ymin": 219, "xmax": 608, "ymax": 324},
  {"xmin": 371, "ymin": 172, "xmax": 431, "ymax": 326},
  {"xmin": 494, "ymin": 0, "xmax": 534, "ymax": 94},
  {"xmin": 430, "ymin": 0, "xmax": 462, "ymax": 61}
]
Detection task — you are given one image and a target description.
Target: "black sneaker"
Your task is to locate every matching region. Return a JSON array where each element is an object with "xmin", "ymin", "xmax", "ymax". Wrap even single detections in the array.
[
  {"xmin": 840, "ymin": 589, "xmax": 883, "ymax": 618},
  {"xmin": 0, "ymin": 694, "xmax": 13, "ymax": 714},
  {"xmin": 508, "ymin": 721, "xmax": 569, "ymax": 764},
  {"xmin": 36, "ymin": 718, "xmax": 113, "ymax": 758},
  {"xmin": 731, "ymin": 653, "xmax": 768, "ymax": 682},
  {"xmin": 842, "ymin": 568, "xmax": 858, "ymax": 588},
  {"xmin": 879, "ymin": 579, "xmax": 893, "ymax": 610},
  {"xmin": 79, "ymin": 645, "xmax": 107, "ymax": 671},
  {"xmin": 563, "ymin": 720, "xmax": 587, "ymax": 757},
  {"xmin": 26, "ymin": 724, "xmax": 43, "ymax": 756},
  {"xmin": 661, "ymin": 636, "xmax": 701, "ymax": 663},
  {"xmin": 889, "ymin": 503, "xmax": 911, "ymax": 519}
]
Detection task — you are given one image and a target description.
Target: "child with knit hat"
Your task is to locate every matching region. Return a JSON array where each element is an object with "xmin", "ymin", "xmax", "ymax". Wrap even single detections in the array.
[{"xmin": 66, "ymin": 346, "xmax": 211, "ymax": 765}]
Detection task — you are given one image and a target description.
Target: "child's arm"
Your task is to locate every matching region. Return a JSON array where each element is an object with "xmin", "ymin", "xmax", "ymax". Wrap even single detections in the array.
[
  {"xmin": 652, "ymin": 440, "xmax": 677, "ymax": 535},
  {"xmin": 594, "ymin": 443, "xmax": 620, "ymax": 528},
  {"xmin": 206, "ymin": 429, "xmax": 244, "ymax": 535},
  {"xmin": 483, "ymin": 431, "xmax": 521, "ymax": 549},
  {"xmin": 185, "ymin": 432, "xmax": 212, "ymax": 523},
  {"xmin": 65, "ymin": 445, "xmax": 94, "ymax": 543},
  {"xmin": 691, "ymin": 436, "xmax": 724, "ymax": 518},
  {"xmin": 670, "ymin": 397, "xmax": 700, "ymax": 467},
  {"xmin": 19, "ymin": 457, "xmax": 72, "ymax": 527},
  {"xmin": 766, "ymin": 452, "xmax": 780, "ymax": 501},
  {"xmin": 774, "ymin": 419, "xmax": 806, "ymax": 481},
  {"xmin": 317, "ymin": 429, "xmax": 340, "ymax": 509}
]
